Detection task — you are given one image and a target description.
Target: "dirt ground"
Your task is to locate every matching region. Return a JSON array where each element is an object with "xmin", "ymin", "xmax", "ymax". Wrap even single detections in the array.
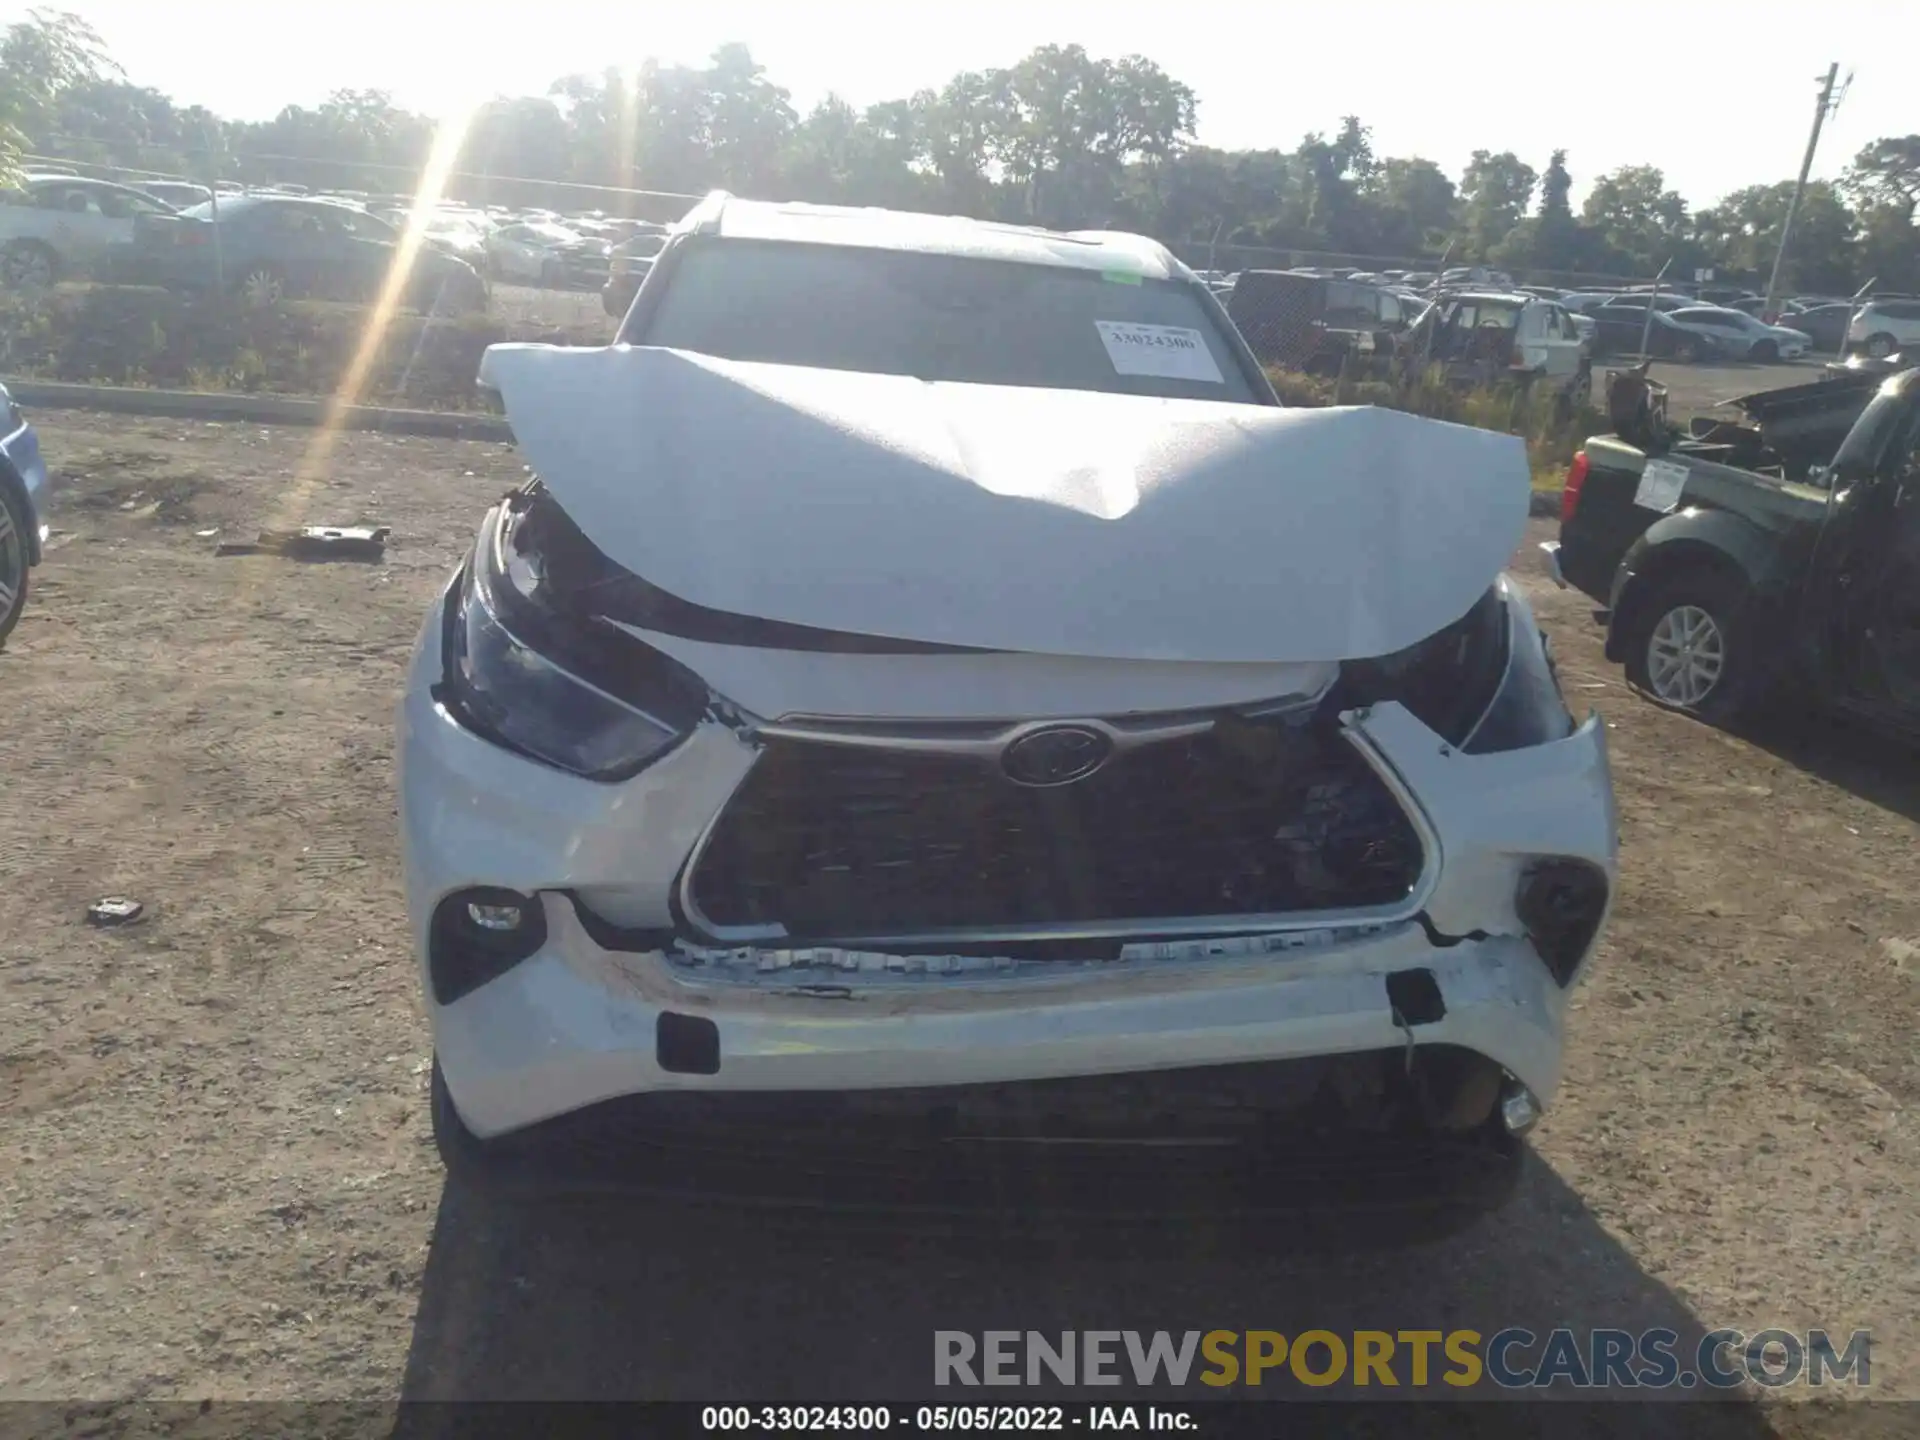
[{"xmin": 0, "ymin": 409, "xmax": 1914, "ymax": 1428}]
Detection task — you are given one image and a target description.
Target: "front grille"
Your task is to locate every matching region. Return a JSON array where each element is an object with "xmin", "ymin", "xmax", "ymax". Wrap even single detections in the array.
[{"xmin": 687, "ymin": 714, "xmax": 1424, "ymax": 940}]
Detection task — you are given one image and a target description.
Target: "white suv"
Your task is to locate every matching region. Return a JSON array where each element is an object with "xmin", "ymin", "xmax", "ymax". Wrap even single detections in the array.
[
  {"xmin": 1848, "ymin": 298, "xmax": 1920, "ymax": 359},
  {"xmin": 400, "ymin": 197, "xmax": 1618, "ymax": 1228}
]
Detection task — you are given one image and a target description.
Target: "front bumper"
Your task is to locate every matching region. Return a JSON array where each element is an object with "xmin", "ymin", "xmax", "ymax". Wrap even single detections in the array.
[
  {"xmin": 1, "ymin": 410, "xmax": 50, "ymax": 563},
  {"xmin": 400, "ymin": 586, "xmax": 1617, "ymax": 1145}
]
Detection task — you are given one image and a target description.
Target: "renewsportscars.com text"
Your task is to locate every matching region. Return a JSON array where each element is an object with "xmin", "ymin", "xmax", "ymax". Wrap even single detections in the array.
[{"xmin": 934, "ymin": 1328, "xmax": 1870, "ymax": 1390}]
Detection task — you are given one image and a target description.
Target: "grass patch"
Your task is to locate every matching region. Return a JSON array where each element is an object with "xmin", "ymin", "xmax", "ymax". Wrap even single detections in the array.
[
  {"xmin": 1266, "ymin": 364, "xmax": 1599, "ymax": 491},
  {"xmin": 0, "ymin": 284, "xmax": 605, "ymax": 409}
]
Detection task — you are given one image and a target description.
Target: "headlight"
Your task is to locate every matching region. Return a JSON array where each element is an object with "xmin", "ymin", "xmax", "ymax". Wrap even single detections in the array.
[
  {"xmin": 1461, "ymin": 581, "xmax": 1575, "ymax": 754},
  {"xmin": 439, "ymin": 503, "xmax": 698, "ymax": 780},
  {"xmin": 1335, "ymin": 580, "xmax": 1573, "ymax": 753}
]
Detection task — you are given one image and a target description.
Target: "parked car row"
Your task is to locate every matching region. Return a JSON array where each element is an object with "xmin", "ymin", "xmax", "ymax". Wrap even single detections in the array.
[{"xmin": 0, "ymin": 168, "xmax": 683, "ymax": 311}]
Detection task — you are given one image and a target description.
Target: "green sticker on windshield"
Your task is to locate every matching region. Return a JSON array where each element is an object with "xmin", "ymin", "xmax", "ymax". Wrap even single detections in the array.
[{"xmin": 1101, "ymin": 270, "xmax": 1143, "ymax": 285}]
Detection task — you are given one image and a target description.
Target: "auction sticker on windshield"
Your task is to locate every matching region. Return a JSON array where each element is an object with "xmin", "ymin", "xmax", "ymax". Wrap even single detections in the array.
[{"xmin": 1096, "ymin": 321, "xmax": 1224, "ymax": 383}]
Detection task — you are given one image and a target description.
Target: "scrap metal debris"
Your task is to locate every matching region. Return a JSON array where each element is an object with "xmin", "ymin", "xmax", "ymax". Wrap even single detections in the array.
[
  {"xmin": 216, "ymin": 525, "xmax": 389, "ymax": 562},
  {"xmin": 85, "ymin": 897, "xmax": 145, "ymax": 927}
]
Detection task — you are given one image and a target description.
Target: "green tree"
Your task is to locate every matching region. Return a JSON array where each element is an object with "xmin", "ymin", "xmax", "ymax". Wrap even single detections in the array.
[
  {"xmin": 985, "ymin": 44, "xmax": 1193, "ymax": 226},
  {"xmin": 1457, "ymin": 149, "xmax": 1535, "ymax": 257},
  {"xmin": 1538, "ymin": 149, "xmax": 1572, "ymax": 222},
  {"xmin": 1841, "ymin": 135, "xmax": 1920, "ymax": 219},
  {"xmin": 702, "ymin": 43, "xmax": 795, "ymax": 191},
  {"xmin": 1361, "ymin": 156, "xmax": 1455, "ymax": 254},
  {"xmin": 912, "ymin": 73, "xmax": 1005, "ymax": 213},
  {"xmin": 0, "ymin": 7, "xmax": 120, "ymax": 181},
  {"xmin": 1693, "ymin": 181, "xmax": 1857, "ymax": 293},
  {"xmin": 1581, "ymin": 164, "xmax": 1690, "ymax": 273}
]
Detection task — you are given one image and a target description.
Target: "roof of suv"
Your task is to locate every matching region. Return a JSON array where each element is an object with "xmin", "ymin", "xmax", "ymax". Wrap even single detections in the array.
[{"xmin": 692, "ymin": 195, "xmax": 1184, "ymax": 281}]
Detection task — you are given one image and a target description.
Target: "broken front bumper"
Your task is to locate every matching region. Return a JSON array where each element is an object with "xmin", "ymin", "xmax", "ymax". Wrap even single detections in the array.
[{"xmin": 399, "ymin": 595, "xmax": 1617, "ymax": 1146}]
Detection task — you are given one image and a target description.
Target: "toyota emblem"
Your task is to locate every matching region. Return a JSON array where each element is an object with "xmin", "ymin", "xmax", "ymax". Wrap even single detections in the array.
[{"xmin": 1001, "ymin": 725, "xmax": 1112, "ymax": 787}]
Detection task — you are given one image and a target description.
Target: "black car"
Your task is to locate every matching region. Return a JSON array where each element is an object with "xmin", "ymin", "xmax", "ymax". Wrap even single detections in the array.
[
  {"xmin": 1224, "ymin": 271, "xmax": 1417, "ymax": 374},
  {"xmin": 1545, "ymin": 364, "xmax": 1920, "ymax": 727},
  {"xmin": 127, "ymin": 195, "xmax": 486, "ymax": 312}
]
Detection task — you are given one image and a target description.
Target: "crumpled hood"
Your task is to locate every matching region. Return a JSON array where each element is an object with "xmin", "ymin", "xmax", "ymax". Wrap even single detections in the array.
[{"xmin": 479, "ymin": 343, "xmax": 1530, "ymax": 665}]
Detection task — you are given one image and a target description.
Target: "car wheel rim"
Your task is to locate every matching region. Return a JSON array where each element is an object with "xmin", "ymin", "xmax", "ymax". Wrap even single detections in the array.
[
  {"xmin": 242, "ymin": 272, "xmax": 280, "ymax": 306},
  {"xmin": 0, "ymin": 500, "xmax": 23, "ymax": 622},
  {"xmin": 1868, "ymin": 337, "xmax": 1892, "ymax": 358},
  {"xmin": 7, "ymin": 250, "xmax": 50, "ymax": 288},
  {"xmin": 1647, "ymin": 604, "xmax": 1725, "ymax": 706}
]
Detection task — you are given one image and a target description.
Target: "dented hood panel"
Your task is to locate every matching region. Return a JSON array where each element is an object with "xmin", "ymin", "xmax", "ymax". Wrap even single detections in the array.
[{"xmin": 481, "ymin": 343, "xmax": 1531, "ymax": 664}]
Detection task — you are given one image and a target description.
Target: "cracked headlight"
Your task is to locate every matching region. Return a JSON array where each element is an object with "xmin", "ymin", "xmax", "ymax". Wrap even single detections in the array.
[
  {"xmin": 1334, "ymin": 579, "xmax": 1573, "ymax": 753},
  {"xmin": 1460, "ymin": 582, "xmax": 1575, "ymax": 755},
  {"xmin": 438, "ymin": 503, "xmax": 700, "ymax": 780}
]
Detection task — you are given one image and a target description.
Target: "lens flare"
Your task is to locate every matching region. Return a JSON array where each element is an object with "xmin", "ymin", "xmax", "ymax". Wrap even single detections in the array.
[{"xmin": 234, "ymin": 103, "xmax": 477, "ymax": 605}]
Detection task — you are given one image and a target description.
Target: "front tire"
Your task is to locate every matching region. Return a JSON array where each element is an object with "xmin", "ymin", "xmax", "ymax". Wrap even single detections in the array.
[
  {"xmin": 1752, "ymin": 339, "xmax": 1779, "ymax": 362},
  {"xmin": 1865, "ymin": 333, "xmax": 1897, "ymax": 360},
  {"xmin": 0, "ymin": 481, "xmax": 30, "ymax": 648},
  {"xmin": 1672, "ymin": 336, "xmax": 1701, "ymax": 363},
  {"xmin": 1624, "ymin": 572, "xmax": 1754, "ymax": 722}
]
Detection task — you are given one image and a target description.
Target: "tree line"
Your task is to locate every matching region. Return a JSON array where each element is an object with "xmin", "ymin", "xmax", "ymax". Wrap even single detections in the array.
[{"xmin": 3, "ymin": 8, "xmax": 1916, "ymax": 291}]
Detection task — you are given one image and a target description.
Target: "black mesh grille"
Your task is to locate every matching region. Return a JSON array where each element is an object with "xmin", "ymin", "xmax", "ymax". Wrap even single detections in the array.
[{"xmin": 688, "ymin": 714, "xmax": 1423, "ymax": 939}]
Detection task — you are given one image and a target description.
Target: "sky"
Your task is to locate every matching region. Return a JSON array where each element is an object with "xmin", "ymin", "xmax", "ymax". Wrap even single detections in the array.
[{"xmin": 24, "ymin": 0, "xmax": 1917, "ymax": 208}]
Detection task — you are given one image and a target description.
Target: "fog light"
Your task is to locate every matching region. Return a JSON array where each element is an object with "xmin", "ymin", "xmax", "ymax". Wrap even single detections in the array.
[
  {"xmin": 1500, "ymin": 1082, "xmax": 1541, "ymax": 1136},
  {"xmin": 466, "ymin": 901, "xmax": 524, "ymax": 932},
  {"xmin": 429, "ymin": 887, "xmax": 547, "ymax": 1005}
]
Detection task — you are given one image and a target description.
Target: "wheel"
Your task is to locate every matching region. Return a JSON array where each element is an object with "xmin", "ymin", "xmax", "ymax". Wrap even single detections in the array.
[
  {"xmin": 236, "ymin": 265, "xmax": 285, "ymax": 308},
  {"xmin": 0, "ymin": 481, "xmax": 29, "ymax": 648},
  {"xmin": 1752, "ymin": 339, "xmax": 1779, "ymax": 363},
  {"xmin": 1623, "ymin": 572, "xmax": 1753, "ymax": 722},
  {"xmin": 538, "ymin": 258, "xmax": 562, "ymax": 289},
  {"xmin": 1671, "ymin": 336, "xmax": 1701, "ymax": 363},
  {"xmin": 1556, "ymin": 362, "xmax": 1592, "ymax": 422},
  {"xmin": 1, "ymin": 240, "xmax": 58, "ymax": 290},
  {"xmin": 1865, "ymin": 333, "xmax": 1897, "ymax": 360}
]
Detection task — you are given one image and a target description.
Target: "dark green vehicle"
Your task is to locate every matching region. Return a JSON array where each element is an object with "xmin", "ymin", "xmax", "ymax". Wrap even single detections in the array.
[{"xmin": 1545, "ymin": 363, "xmax": 1920, "ymax": 727}]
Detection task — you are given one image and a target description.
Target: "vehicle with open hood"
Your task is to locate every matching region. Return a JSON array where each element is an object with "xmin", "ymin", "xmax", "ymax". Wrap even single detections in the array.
[
  {"xmin": 1402, "ymin": 290, "xmax": 1591, "ymax": 404},
  {"xmin": 400, "ymin": 195, "xmax": 1618, "ymax": 1227},
  {"xmin": 1547, "ymin": 362, "xmax": 1920, "ymax": 727}
]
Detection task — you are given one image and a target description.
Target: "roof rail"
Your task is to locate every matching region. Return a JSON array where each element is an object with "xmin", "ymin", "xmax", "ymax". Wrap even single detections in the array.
[{"xmin": 685, "ymin": 190, "xmax": 732, "ymax": 236}]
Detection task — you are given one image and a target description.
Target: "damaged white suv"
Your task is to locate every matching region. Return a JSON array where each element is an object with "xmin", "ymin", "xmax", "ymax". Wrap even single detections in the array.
[{"xmin": 399, "ymin": 195, "xmax": 1618, "ymax": 1228}]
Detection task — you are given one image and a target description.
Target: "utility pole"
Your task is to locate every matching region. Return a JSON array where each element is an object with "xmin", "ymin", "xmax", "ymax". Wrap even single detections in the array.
[{"xmin": 1764, "ymin": 63, "xmax": 1846, "ymax": 320}]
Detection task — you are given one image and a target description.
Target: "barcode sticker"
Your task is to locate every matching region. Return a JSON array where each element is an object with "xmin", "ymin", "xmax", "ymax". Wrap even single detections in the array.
[{"xmin": 1095, "ymin": 322, "xmax": 1225, "ymax": 383}]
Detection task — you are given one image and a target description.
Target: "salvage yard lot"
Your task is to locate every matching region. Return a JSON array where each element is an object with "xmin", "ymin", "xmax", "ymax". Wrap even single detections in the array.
[{"xmin": 0, "ymin": 411, "xmax": 1914, "ymax": 1426}]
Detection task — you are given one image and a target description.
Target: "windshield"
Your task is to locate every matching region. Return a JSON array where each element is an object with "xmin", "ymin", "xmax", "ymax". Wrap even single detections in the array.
[{"xmin": 629, "ymin": 239, "xmax": 1261, "ymax": 402}]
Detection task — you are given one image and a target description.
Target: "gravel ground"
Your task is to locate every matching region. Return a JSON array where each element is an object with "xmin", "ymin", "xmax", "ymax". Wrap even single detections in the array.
[
  {"xmin": 1587, "ymin": 356, "xmax": 1832, "ymax": 424},
  {"xmin": 0, "ymin": 410, "xmax": 1912, "ymax": 1429}
]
